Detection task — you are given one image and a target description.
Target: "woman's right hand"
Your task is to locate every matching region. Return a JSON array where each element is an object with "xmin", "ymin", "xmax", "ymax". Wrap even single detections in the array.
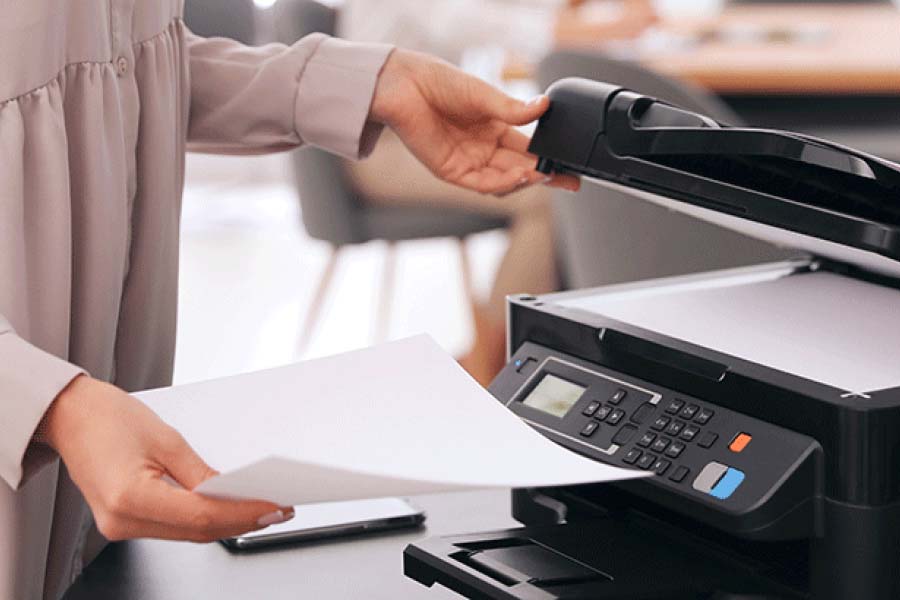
[{"xmin": 37, "ymin": 375, "xmax": 293, "ymax": 542}]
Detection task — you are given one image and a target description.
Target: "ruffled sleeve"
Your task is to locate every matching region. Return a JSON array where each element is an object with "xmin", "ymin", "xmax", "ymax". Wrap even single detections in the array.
[
  {"xmin": 0, "ymin": 317, "xmax": 84, "ymax": 490},
  {"xmin": 186, "ymin": 31, "xmax": 393, "ymax": 159}
]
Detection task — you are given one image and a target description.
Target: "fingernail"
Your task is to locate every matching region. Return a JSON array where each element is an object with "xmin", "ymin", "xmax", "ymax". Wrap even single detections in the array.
[
  {"xmin": 526, "ymin": 95, "xmax": 546, "ymax": 107},
  {"xmin": 518, "ymin": 176, "xmax": 530, "ymax": 185},
  {"xmin": 257, "ymin": 509, "xmax": 293, "ymax": 527},
  {"xmin": 541, "ymin": 175, "xmax": 553, "ymax": 184}
]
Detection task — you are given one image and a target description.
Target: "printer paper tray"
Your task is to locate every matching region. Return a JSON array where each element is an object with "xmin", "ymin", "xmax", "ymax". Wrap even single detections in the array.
[
  {"xmin": 404, "ymin": 519, "xmax": 806, "ymax": 600},
  {"xmin": 555, "ymin": 268, "xmax": 900, "ymax": 394}
]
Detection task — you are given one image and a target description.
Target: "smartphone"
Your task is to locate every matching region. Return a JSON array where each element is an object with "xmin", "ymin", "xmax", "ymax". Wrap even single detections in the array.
[{"xmin": 220, "ymin": 497, "xmax": 426, "ymax": 551}]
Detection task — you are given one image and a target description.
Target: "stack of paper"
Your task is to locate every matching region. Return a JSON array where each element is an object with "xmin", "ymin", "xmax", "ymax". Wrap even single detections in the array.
[
  {"xmin": 561, "ymin": 271, "xmax": 900, "ymax": 394},
  {"xmin": 138, "ymin": 335, "xmax": 647, "ymax": 506}
]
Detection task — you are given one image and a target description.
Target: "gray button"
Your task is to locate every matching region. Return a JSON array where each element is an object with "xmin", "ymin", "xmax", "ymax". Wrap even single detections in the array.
[{"xmin": 692, "ymin": 461, "xmax": 729, "ymax": 494}]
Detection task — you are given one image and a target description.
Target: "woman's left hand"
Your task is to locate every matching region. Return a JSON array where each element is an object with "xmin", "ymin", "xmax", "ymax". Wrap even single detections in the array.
[{"xmin": 370, "ymin": 49, "xmax": 581, "ymax": 197}]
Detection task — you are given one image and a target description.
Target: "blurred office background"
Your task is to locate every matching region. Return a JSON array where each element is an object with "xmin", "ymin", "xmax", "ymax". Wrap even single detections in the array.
[{"xmin": 174, "ymin": 0, "xmax": 900, "ymax": 385}]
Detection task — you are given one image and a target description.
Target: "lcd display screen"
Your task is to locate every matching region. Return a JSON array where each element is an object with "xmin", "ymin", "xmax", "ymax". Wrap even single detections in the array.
[{"xmin": 522, "ymin": 374, "xmax": 586, "ymax": 418}]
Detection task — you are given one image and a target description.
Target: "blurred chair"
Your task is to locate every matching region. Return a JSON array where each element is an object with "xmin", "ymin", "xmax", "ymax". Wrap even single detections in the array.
[
  {"xmin": 537, "ymin": 50, "xmax": 794, "ymax": 290},
  {"xmin": 273, "ymin": 0, "xmax": 510, "ymax": 352},
  {"xmin": 183, "ymin": 0, "xmax": 257, "ymax": 44}
]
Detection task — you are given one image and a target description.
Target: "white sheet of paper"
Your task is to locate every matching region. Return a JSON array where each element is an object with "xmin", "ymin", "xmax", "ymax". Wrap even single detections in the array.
[
  {"xmin": 137, "ymin": 335, "xmax": 647, "ymax": 506},
  {"xmin": 560, "ymin": 271, "xmax": 900, "ymax": 394}
]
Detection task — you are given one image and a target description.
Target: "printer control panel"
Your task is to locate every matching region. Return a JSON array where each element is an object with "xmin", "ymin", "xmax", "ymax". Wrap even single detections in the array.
[{"xmin": 496, "ymin": 343, "xmax": 819, "ymax": 518}]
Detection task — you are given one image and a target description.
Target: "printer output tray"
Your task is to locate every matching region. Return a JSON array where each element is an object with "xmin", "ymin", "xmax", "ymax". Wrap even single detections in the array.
[{"xmin": 405, "ymin": 516, "xmax": 806, "ymax": 600}]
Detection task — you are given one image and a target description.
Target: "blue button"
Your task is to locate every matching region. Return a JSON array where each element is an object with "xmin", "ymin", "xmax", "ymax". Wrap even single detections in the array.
[{"xmin": 710, "ymin": 467, "xmax": 745, "ymax": 500}]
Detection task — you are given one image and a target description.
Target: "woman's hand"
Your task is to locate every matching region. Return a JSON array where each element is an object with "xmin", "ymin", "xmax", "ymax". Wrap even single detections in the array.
[
  {"xmin": 370, "ymin": 49, "xmax": 580, "ymax": 196},
  {"xmin": 38, "ymin": 375, "xmax": 293, "ymax": 542}
]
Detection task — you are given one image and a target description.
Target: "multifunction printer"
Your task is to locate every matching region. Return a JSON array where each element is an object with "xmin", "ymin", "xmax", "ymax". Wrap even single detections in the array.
[{"xmin": 404, "ymin": 79, "xmax": 900, "ymax": 600}]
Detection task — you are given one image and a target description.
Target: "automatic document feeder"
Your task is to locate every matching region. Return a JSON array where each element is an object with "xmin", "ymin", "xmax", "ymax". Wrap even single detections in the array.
[{"xmin": 404, "ymin": 79, "xmax": 900, "ymax": 599}]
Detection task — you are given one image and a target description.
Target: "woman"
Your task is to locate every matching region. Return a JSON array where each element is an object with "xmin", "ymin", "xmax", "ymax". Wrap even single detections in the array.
[{"xmin": 0, "ymin": 2, "xmax": 577, "ymax": 598}]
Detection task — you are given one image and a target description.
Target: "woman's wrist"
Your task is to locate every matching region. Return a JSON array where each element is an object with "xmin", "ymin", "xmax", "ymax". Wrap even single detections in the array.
[
  {"xmin": 35, "ymin": 374, "xmax": 89, "ymax": 451},
  {"xmin": 370, "ymin": 49, "xmax": 421, "ymax": 129}
]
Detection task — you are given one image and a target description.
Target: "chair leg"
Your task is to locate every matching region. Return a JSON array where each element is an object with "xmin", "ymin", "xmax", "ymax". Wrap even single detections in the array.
[
  {"xmin": 374, "ymin": 241, "xmax": 397, "ymax": 344},
  {"xmin": 457, "ymin": 237, "xmax": 509, "ymax": 386},
  {"xmin": 297, "ymin": 246, "xmax": 341, "ymax": 357}
]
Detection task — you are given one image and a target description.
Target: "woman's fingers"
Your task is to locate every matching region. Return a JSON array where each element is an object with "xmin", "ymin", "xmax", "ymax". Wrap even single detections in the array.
[
  {"xmin": 454, "ymin": 144, "xmax": 581, "ymax": 196},
  {"xmin": 489, "ymin": 147, "xmax": 539, "ymax": 173},
  {"xmin": 505, "ymin": 94, "xmax": 550, "ymax": 126},
  {"xmin": 457, "ymin": 166, "xmax": 529, "ymax": 196},
  {"xmin": 495, "ymin": 128, "xmax": 582, "ymax": 192},
  {"xmin": 499, "ymin": 127, "xmax": 533, "ymax": 155},
  {"xmin": 102, "ymin": 430, "xmax": 293, "ymax": 543},
  {"xmin": 373, "ymin": 49, "xmax": 576, "ymax": 196},
  {"xmin": 98, "ymin": 475, "xmax": 293, "ymax": 543},
  {"xmin": 466, "ymin": 72, "xmax": 546, "ymax": 126},
  {"xmin": 157, "ymin": 430, "xmax": 219, "ymax": 490},
  {"xmin": 44, "ymin": 377, "xmax": 295, "ymax": 545},
  {"xmin": 547, "ymin": 174, "xmax": 582, "ymax": 192}
]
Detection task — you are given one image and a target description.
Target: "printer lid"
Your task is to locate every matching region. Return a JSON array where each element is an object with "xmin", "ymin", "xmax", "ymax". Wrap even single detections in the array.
[{"xmin": 528, "ymin": 78, "xmax": 900, "ymax": 279}]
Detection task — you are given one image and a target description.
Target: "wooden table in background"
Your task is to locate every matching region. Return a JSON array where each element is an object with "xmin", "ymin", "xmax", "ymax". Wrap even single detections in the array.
[{"xmin": 509, "ymin": 4, "xmax": 900, "ymax": 95}]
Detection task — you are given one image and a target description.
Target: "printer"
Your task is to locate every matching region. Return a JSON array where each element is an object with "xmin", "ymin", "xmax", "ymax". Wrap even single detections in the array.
[{"xmin": 404, "ymin": 79, "xmax": 900, "ymax": 600}]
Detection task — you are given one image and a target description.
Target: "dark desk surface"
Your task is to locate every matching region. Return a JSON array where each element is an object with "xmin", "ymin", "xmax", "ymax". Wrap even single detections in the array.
[{"xmin": 63, "ymin": 490, "xmax": 518, "ymax": 600}]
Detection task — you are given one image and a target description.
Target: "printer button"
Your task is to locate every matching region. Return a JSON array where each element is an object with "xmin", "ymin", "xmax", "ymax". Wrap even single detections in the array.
[
  {"xmin": 606, "ymin": 409, "xmax": 625, "ymax": 426},
  {"xmin": 580, "ymin": 421, "xmax": 600, "ymax": 437},
  {"xmin": 623, "ymin": 448, "xmax": 642, "ymax": 465},
  {"xmin": 730, "ymin": 433, "xmax": 753, "ymax": 453},
  {"xmin": 653, "ymin": 459, "xmax": 671, "ymax": 476},
  {"xmin": 679, "ymin": 404, "xmax": 700, "ymax": 420},
  {"xmin": 651, "ymin": 437, "xmax": 671, "ymax": 454},
  {"xmin": 680, "ymin": 425, "xmax": 701, "ymax": 442},
  {"xmin": 697, "ymin": 432, "xmax": 719, "ymax": 449},
  {"xmin": 651, "ymin": 416, "xmax": 671, "ymax": 431},
  {"xmin": 710, "ymin": 468, "xmax": 746, "ymax": 500},
  {"xmin": 665, "ymin": 420, "xmax": 686, "ymax": 437},
  {"xmin": 665, "ymin": 399, "xmax": 685, "ymax": 414},
  {"xmin": 609, "ymin": 389, "xmax": 628, "ymax": 405},
  {"xmin": 693, "ymin": 462, "xmax": 729, "ymax": 494},
  {"xmin": 595, "ymin": 405, "xmax": 613, "ymax": 421},
  {"xmin": 665, "ymin": 442, "xmax": 686, "ymax": 458},
  {"xmin": 637, "ymin": 432, "xmax": 657, "ymax": 448},
  {"xmin": 582, "ymin": 401, "xmax": 601, "ymax": 417},
  {"xmin": 514, "ymin": 357, "xmax": 538, "ymax": 373},
  {"xmin": 637, "ymin": 453, "xmax": 657, "ymax": 470},
  {"xmin": 612, "ymin": 424, "xmax": 638, "ymax": 445},
  {"xmin": 630, "ymin": 402, "xmax": 656, "ymax": 424},
  {"xmin": 669, "ymin": 465, "xmax": 690, "ymax": 483},
  {"xmin": 694, "ymin": 408, "xmax": 714, "ymax": 425}
]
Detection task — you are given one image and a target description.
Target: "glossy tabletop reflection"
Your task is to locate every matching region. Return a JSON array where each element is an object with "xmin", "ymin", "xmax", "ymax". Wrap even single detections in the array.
[{"xmin": 63, "ymin": 490, "xmax": 516, "ymax": 600}]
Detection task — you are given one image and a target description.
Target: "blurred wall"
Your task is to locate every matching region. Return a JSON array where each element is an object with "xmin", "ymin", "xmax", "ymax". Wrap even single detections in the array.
[{"xmin": 183, "ymin": 0, "xmax": 257, "ymax": 44}]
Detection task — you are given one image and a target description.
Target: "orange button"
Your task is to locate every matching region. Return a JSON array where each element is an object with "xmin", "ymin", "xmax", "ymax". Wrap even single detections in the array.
[{"xmin": 729, "ymin": 433, "xmax": 752, "ymax": 453}]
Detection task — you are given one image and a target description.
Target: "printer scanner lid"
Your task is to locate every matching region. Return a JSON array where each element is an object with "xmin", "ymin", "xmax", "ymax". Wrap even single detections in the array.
[{"xmin": 528, "ymin": 78, "xmax": 900, "ymax": 279}]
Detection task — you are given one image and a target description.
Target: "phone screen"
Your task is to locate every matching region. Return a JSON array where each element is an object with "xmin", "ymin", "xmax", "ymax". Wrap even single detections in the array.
[{"xmin": 229, "ymin": 497, "xmax": 424, "ymax": 545}]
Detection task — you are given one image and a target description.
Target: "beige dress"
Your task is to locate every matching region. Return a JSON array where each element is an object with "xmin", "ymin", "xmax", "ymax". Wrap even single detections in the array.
[{"xmin": 0, "ymin": 2, "xmax": 391, "ymax": 598}]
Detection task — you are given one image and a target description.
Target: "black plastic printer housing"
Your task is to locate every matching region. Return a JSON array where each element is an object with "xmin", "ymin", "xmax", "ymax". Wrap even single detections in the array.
[
  {"xmin": 528, "ymin": 78, "xmax": 900, "ymax": 263},
  {"xmin": 403, "ymin": 79, "xmax": 900, "ymax": 600}
]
